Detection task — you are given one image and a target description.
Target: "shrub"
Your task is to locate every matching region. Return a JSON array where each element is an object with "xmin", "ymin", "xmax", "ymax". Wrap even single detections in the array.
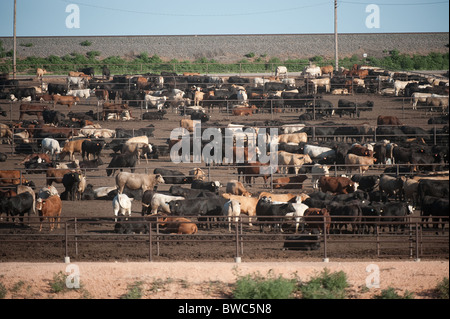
[
  {"xmin": 232, "ymin": 270, "xmax": 298, "ymax": 299},
  {"xmin": 121, "ymin": 281, "xmax": 144, "ymax": 299},
  {"xmin": 299, "ymin": 268, "xmax": 349, "ymax": 299},
  {"xmin": 50, "ymin": 271, "xmax": 68, "ymax": 294},
  {"xmin": 374, "ymin": 287, "xmax": 414, "ymax": 299},
  {"xmin": 80, "ymin": 40, "xmax": 92, "ymax": 47},
  {"xmin": 435, "ymin": 277, "xmax": 449, "ymax": 299},
  {"xmin": 0, "ymin": 282, "xmax": 7, "ymax": 299}
]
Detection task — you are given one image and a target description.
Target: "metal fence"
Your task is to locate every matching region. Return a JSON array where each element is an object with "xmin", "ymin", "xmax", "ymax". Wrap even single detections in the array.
[{"xmin": 0, "ymin": 215, "xmax": 447, "ymax": 262}]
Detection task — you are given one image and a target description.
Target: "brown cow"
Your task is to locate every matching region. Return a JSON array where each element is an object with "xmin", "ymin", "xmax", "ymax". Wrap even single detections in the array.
[
  {"xmin": 95, "ymin": 89, "xmax": 109, "ymax": 101},
  {"xmin": 53, "ymin": 95, "xmax": 80, "ymax": 109},
  {"xmin": 348, "ymin": 144, "xmax": 374, "ymax": 157},
  {"xmin": 60, "ymin": 139, "xmax": 90, "ymax": 161},
  {"xmin": 318, "ymin": 176, "xmax": 359, "ymax": 195},
  {"xmin": 377, "ymin": 115, "xmax": 402, "ymax": 126},
  {"xmin": 303, "ymin": 208, "xmax": 331, "ymax": 235},
  {"xmin": 19, "ymin": 103, "xmax": 49, "ymax": 120},
  {"xmin": 159, "ymin": 217, "xmax": 198, "ymax": 234},
  {"xmin": 0, "ymin": 170, "xmax": 34, "ymax": 187},
  {"xmin": 36, "ymin": 195, "xmax": 62, "ymax": 232},
  {"xmin": 46, "ymin": 168, "xmax": 76, "ymax": 186},
  {"xmin": 232, "ymin": 105, "xmax": 257, "ymax": 116},
  {"xmin": 237, "ymin": 162, "xmax": 276, "ymax": 186},
  {"xmin": 226, "ymin": 180, "xmax": 252, "ymax": 196},
  {"xmin": 344, "ymin": 154, "xmax": 376, "ymax": 174},
  {"xmin": 273, "ymin": 174, "xmax": 308, "ymax": 189}
]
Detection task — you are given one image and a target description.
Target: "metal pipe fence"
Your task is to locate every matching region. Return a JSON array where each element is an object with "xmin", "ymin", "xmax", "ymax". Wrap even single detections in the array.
[{"xmin": 0, "ymin": 215, "xmax": 447, "ymax": 262}]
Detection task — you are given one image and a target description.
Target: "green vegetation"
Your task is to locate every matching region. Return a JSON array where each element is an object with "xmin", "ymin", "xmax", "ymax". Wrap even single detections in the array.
[
  {"xmin": 121, "ymin": 281, "xmax": 144, "ymax": 299},
  {"xmin": 373, "ymin": 287, "xmax": 414, "ymax": 299},
  {"xmin": 0, "ymin": 282, "xmax": 7, "ymax": 299},
  {"xmin": 0, "ymin": 38, "xmax": 448, "ymax": 75},
  {"xmin": 299, "ymin": 268, "xmax": 349, "ymax": 299},
  {"xmin": 435, "ymin": 277, "xmax": 449, "ymax": 299},
  {"xmin": 232, "ymin": 270, "xmax": 299, "ymax": 299}
]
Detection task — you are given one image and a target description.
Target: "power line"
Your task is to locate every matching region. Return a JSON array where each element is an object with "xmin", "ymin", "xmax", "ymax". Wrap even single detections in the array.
[
  {"xmin": 58, "ymin": 0, "xmax": 330, "ymax": 17},
  {"xmin": 341, "ymin": 0, "xmax": 448, "ymax": 6}
]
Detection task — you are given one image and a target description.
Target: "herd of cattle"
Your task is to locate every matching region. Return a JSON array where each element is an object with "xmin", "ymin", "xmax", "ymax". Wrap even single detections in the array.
[{"xmin": 0, "ymin": 64, "xmax": 449, "ymax": 248}]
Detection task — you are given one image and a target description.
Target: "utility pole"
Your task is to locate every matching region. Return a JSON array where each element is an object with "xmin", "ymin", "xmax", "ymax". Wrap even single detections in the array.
[
  {"xmin": 13, "ymin": 0, "xmax": 17, "ymax": 79},
  {"xmin": 334, "ymin": 0, "xmax": 339, "ymax": 72}
]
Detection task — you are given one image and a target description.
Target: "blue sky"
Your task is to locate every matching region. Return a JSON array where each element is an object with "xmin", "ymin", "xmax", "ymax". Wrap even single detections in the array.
[{"xmin": 0, "ymin": 0, "xmax": 448, "ymax": 36}]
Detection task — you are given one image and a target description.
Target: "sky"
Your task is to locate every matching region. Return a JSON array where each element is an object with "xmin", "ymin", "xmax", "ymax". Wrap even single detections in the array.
[{"xmin": 0, "ymin": 0, "xmax": 448, "ymax": 37}]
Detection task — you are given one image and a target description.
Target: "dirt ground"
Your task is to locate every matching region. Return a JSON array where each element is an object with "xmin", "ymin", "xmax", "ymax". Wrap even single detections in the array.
[{"xmin": 0, "ymin": 75, "xmax": 448, "ymax": 299}]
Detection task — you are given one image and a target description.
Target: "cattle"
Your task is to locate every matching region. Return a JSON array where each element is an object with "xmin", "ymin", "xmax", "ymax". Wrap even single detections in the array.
[
  {"xmin": 114, "ymin": 218, "xmax": 150, "ymax": 234},
  {"xmin": 106, "ymin": 150, "xmax": 138, "ymax": 177},
  {"xmin": 102, "ymin": 103, "xmax": 131, "ymax": 121},
  {"xmin": 62, "ymin": 171, "xmax": 82, "ymax": 201},
  {"xmin": 48, "ymin": 83, "xmax": 68, "ymax": 95},
  {"xmin": 302, "ymin": 144, "xmax": 335, "ymax": 160},
  {"xmin": 159, "ymin": 216, "xmax": 198, "ymax": 235},
  {"xmin": 150, "ymin": 193, "xmax": 185, "ymax": 215},
  {"xmin": 379, "ymin": 202, "xmax": 414, "ymax": 232},
  {"xmin": 180, "ymin": 119, "xmax": 200, "ymax": 133},
  {"xmin": 122, "ymin": 142, "xmax": 152, "ymax": 164},
  {"xmin": 326, "ymin": 202, "xmax": 362, "ymax": 234},
  {"xmin": 284, "ymin": 202, "xmax": 309, "ymax": 233},
  {"xmin": 394, "ymin": 80, "xmax": 418, "ymax": 96},
  {"xmin": 221, "ymin": 194, "xmax": 259, "ymax": 226},
  {"xmin": 145, "ymin": 94, "xmax": 167, "ymax": 110},
  {"xmin": 303, "ymin": 208, "xmax": 331, "ymax": 235},
  {"xmin": 169, "ymin": 197, "xmax": 228, "ymax": 220},
  {"xmin": 78, "ymin": 67, "xmax": 94, "ymax": 77},
  {"xmin": 411, "ymin": 92, "xmax": 433, "ymax": 110},
  {"xmin": 53, "ymin": 95, "xmax": 80, "ymax": 109},
  {"xmin": 169, "ymin": 186, "xmax": 216, "ymax": 199},
  {"xmin": 303, "ymin": 65, "xmax": 322, "ymax": 78},
  {"xmin": 277, "ymin": 132, "xmax": 308, "ymax": 144},
  {"xmin": 378, "ymin": 174, "xmax": 406, "ymax": 201},
  {"xmin": 273, "ymin": 175, "xmax": 308, "ymax": 189},
  {"xmin": 0, "ymin": 152, "xmax": 7, "ymax": 162},
  {"xmin": 67, "ymin": 89, "xmax": 91, "ymax": 99},
  {"xmin": 237, "ymin": 162, "xmax": 275, "ymax": 186},
  {"xmin": 275, "ymin": 66, "xmax": 288, "ymax": 77},
  {"xmin": 351, "ymin": 174, "xmax": 379, "ymax": 193},
  {"xmin": 417, "ymin": 179, "xmax": 449, "ymax": 208},
  {"xmin": 318, "ymin": 176, "xmax": 359, "ymax": 195},
  {"xmin": 420, "ymin": 196, "xmax": 449, "ymax": 233},
  {"xmin": 153, "ymin": 168, "xmax": 189, "ymax": 184},
  {"xmin": 344, "ymin": 153, "xmax": 376, "ymax": 174},
  {"xmin": 102, "ymin": 66, "xmax": 110, "ymax": 80},
  {"xmin": 223, "ymin": 199, "xmax": 241, "ymax": 232},
  {"xmin": 232, "ymin": 105, "xmax": 257, "ymax": 116},
  {"xmin": 256, "ymin": 196, "xmax": 296, "ymax": 232},
  {"xmin": 82, "ymin": 140, "xmax": 104, "ymax": 160},
  {"xmin": 60, "ymin": 139, "xmax": 90, "ymax": 161},
  {"xmin": 349, "ymin": 144, "xmax": 374, "ymax": 157},
  {"xmin": 112, "ymin": 193, "xmax": 133, "ymax": 222},
  {"xmin": 95, "ymin": 89, "xmax": 109, "ymax": 101},
  {"xmin": 283, "ymin": 229, "xmax": 321, "ymax": 251},
  {"xmin": 320, "ymin": 65, "xmax": 334, "ymax": 76},
  {"xmin": 67, "ymin": 76, "xmax": 89, "ymax": 89},
  {"xmin": 308, "ymin": 78, "xmax": 331, "ymax": 94},
  {"xmin": 115, "ymin": 172, "xmax": 165, "ymax": 194},
  {"xmin": 36, "ymin": 68, "xmax": 47, "ymax": 79},
  {"xmin": 191, "ymin": 180, "xmax": 222, "ymax": 194},
  {"xmin": 258, "ymin": 192, "xmax": 309, "ymax": 204},
  {"xmin": 311, "ymin": 164, "xmax": 330, "ymax": 190},
  {"xmin": 225, "ymin": 180, "xmax": 251, "ymax": 197},
  {"xmin": 426, "ymin": 95, "xmax": 449, "ymax": 112},
  {"xmin": 377, "ymin": 115, "xmax": 402, "ymax": 126},
  {"xmin": 19, "ymin": 103, "xmax": 49, "ymax": 120},
  {"xmin": 0, "ymin": 170, "xmax": 34, "ymax": 188},
  {"xmin": 188, "ymin": 168, "xmax": 206, "ymax": 181},
  {"xmin": 277, "ymin": 151, "xmax": 312, "ymax": 174},
  {"xmin": 0, "ymin": 192, "xmax": 34, "ymax": 225},
  {"xmin": 336, "ymin": 99, "xmax": 374, "ymax": 118},
  {"xmin": 35, "ymin": 195, "xmax": 62, "ymax": 232},
  {"xmin": 142, "ymin": 110, "xmax": 167, "ymax": 120}
]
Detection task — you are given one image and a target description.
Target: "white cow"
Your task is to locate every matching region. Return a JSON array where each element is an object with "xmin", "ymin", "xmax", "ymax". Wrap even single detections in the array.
[
  {"xmin": 223, "ymin": 199, "xmax": 241, "ymax": 232},
  {"xmin": 145, "ymin": 94, "xmax": 167, "ymax": 110},
  {"xmin": 275, "ymin": 66, "xmax": 288, "ymax": 77},
  {"xmin": 411, "ymin": 92, "xmax": 433, "ymax": 110},
  {"xmin": 286, "ymin": 202, "xmax": 309, "ymax": 233},
  {"xmin": 302, "ymin": 65, "xmax": 322, "ymax": 78},
  {"xmin": 303, "ymin": 144, "xmax": 335, "ymax": 159},
  {"xmin": 113, "ymin": 193, "xmax": 133, "ymax": 222},
  {"xmin": 41, "ymin": 138, "xmax": 61, "ymax": 156},
  {"xmin": 150, "ymin": 193, "xmax": 185, "ymax": 215},
  {"xmin": 67, "ymin": 89, "xmax": 91, "ymax": 99},
  {"xmin": 67, "ymin": 76, "xmax": 88, "ymax": 89},
  {"xmin": 309, "ymin": 78, "xmax": 330, "ymax": 94},
  {"xmin": 394, "ymin": 80, "xmax": 418, "ymax": 96}
]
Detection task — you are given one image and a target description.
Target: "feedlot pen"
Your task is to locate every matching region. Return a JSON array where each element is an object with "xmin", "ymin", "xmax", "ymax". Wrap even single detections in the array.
[{"xmin": 0, "ymin": 72, "xmax": 449, "ymax": 263}]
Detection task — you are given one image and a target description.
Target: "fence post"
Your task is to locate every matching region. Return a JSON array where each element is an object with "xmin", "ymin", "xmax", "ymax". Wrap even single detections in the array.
[
  {"xmin": 415, "ymin": 222, "xmax": 421, "ymax": 262},
  {"xmin": 148, "ymin": 221, "xmax": 153, "ymax": 262},
  {"xmin": 64, "ymin": 222, "xmax": 70, "ymax": 263},
  {"xmin": 235, "ymin": 218, "xmax": 241, "ymax": 263},
  {"xmin": 323, "ymin": 216, "xmax": 329, "ymax": 262}
]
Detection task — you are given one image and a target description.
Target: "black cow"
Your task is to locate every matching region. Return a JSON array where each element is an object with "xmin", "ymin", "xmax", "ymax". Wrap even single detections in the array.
[
  {"xmin": 283, "ymin": 229, "xmax": 321, "ymax": 251},
  {"xmin": 43, "ymin": 110, "xmax": 65, "ymax": 126},
  {"xmin": 0, "ymin": 152, "xmax": 7, "ymax": 162},
  {"xmin": 420, "ymin": 196, "xmax": 449, "ymax": 233},
  {"xmin": 190, "ymin": 111, "xmax": 210, "ymax": 123},
  {"xmin": 256, "ymin": 196, "xmax": 296, "ymax": 233},
  {"xmin": 62, "ymin": 171, "xmax": 82, "ymax": 201},
  {"xmin": 142, "ymin": 110, "xmax": 167, "ymax": 120},
  {"xmin": 79, "ymin": 158, "xmax": 103, "ymax": 171},
  {"xmin": 360, "ymin": 202, "xmax": 383, "ymax": 234},
  {"xmin": 141, "ymin": 190, "xmax": 155, "ymax": 216},
  {"xmin": 0, "ymin": 192, "xmax": 34, "ymax": 225},
  {"xmin": 0, "ymin": 105, "xmax": 6, "ymax": 117},
  {"xmin": 12, "ymin": 87, "xmax": 36, "ymax": 101},
  {"xmin": 305, "ymin": 99, "xmax": 335, "ymax": 116},
  {"xmin": 153, "ymin": 168, "xmax": 189, "ymax": 184},
  {"xmin": 81, "ymin": 184, "xmax": 95, "ymax": 200},
  {"xmin": 102, "ymin": 66, "xmax": 110, "ymax": 79},
  {"xmin": 351, "ymin": 175, "xmax": 380, "ymax": 192},
  {"xmin": 169, "ymin": 197, "xmax": 227, "ymax": 218},
  {"xmin": 169, "ymin": 185, "xmax": 216, "ymax": 199},
  {"xmin": 191, "ymin": 180, "xmax": 222, "ymax": 194},
  {"xmin": 79, "ymin": 67, "xmax": 95, "ymax": 77},
  {"xmin": 114, "ymin": 218, "xmax": 150, "ymax": 234},
  {"xmin": 417, "ymin": 179, "xmax": 449, "ymax": 208},
  {"xmin": 380, "ymin": 202, "xmax": 414, "ymax": 232},
  {"xmin": 82, "ymin": 140, "xmax": 104, "ymax": 160},
  {"xmin": 326, "ymin": 201, "xmax": 362, "ymax": 234},
  {"xmin": 48, "ymin": 83, "xmax": 68, "ymax": 95},
  {"xmin": 106, "ymin": 150, "xmax": 138, "ymax": 176}
]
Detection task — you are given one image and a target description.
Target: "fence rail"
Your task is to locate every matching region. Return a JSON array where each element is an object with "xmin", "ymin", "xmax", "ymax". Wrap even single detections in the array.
[{"xmin": 0, "ymin": 215, "xmax": 447, "ymax": 262}]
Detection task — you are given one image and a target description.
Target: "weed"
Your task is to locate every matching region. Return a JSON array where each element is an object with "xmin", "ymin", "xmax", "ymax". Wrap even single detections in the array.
[
  {"xmin": 299, "ymin": 268, "xmax": 349, "ymax": 299},
  {"xmin": 121, "ymin": 281, "xmax": 144, "ymax": 299},
  {"xmin": 435, "ymin": 277, "xmax": 449, "ymax": 299},
  {"xmin": 374, "ymin": 287, "xmax": 414, "ymax": 299}
]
